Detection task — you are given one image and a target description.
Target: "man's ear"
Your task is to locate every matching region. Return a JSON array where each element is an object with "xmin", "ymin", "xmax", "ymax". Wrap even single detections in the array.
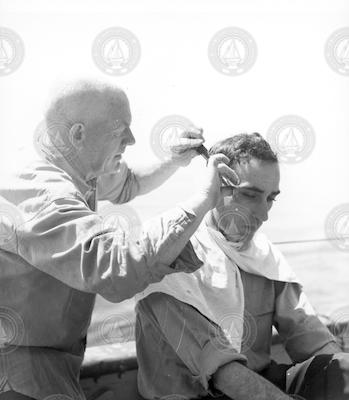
[{"xmin": 69, "ymin": 123, "xmax": 86, "ymax": 148}]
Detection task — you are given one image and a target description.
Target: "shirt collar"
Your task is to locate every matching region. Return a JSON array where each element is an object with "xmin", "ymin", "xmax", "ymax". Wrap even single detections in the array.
[{"xmin": 43, "ymin": 149, "xmax": 97, "ymax": 197}]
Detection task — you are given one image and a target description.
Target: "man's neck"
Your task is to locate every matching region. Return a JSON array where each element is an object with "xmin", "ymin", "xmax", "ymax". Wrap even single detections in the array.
[
  {"xmin": 44, "ymin": 148, "xmax": 98, "ymax": 194},
  {"xmin": 205, "ymin": 211, "xmax": 250, "ymax": 251}
]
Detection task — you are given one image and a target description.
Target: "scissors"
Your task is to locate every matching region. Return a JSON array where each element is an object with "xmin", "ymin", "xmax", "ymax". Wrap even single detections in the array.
[{"xmin": 195, "ymin": 145, "xmax": 241, "ymax": 188}]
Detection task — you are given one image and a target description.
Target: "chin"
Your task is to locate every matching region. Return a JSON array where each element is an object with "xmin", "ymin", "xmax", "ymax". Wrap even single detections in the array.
[
  {"xmin": 225, "ymin": 228, "xmax": 255, "ymax": 247},
  {"xmin": 99, "ymin": 160, "xmax": 119, "ymax": 175}
]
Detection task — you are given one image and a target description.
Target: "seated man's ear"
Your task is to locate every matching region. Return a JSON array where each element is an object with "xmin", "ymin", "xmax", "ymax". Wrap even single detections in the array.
[{"xmin": 69, "ymin": 123, "xmax": 86, "ymax": 148}]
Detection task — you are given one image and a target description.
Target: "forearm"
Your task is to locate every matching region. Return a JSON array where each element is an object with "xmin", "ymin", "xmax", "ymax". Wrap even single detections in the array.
[
  {"xmin": 86, "ymin": 201, "xmax": 210, "ymax": 300},
  {"xmin": 84, "ymin": 196, "xmax": 212, "ymax": 299},
  {"xmin": 18, "ymin": 197, "xmax": 209, "ymax": 302},
  {"xmin": 142, "ymin": 195, "xmax": 212, "ymax": 268},
  {"xmin": 213, "ymin": 362, "xmax": 291, "ymax": 400},
  {"xmin": 274, "ymin": 283, "xmax": 341, "ymax": 362},
  {"xmin": 133, "ymin": 159, "xmax": 180, "ymax": 196}
]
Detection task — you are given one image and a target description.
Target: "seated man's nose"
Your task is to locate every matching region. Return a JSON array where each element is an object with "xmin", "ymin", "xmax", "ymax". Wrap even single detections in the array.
[{"xmin": 255, "ymin": 207, "xmax": 269, "ymax": 223}]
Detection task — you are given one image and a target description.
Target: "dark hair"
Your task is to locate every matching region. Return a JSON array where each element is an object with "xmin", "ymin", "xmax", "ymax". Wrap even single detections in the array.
[{"xmin": 209, "ymin": 132, "xmax": 278, "ymax": 166}]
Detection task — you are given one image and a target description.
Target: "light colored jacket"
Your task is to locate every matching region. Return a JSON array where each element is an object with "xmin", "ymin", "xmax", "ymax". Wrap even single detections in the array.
[{"xmin": 0, "ymin": 155, "xmax": 201, "ymax": 399}]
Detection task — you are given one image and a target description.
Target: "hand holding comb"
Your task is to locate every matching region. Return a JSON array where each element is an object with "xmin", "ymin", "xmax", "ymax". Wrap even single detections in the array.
[{"xmin": 195, "ymin": 145, "xmax": 241, "ymax": 188}]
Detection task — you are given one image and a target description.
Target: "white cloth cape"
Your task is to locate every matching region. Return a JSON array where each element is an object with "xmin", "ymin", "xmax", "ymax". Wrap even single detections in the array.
[{"xmin": 135, "ymin": 220, "xmax": 301, "ymax": 352}]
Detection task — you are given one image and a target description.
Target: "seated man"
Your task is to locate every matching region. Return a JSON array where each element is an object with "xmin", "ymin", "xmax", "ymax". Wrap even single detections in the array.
[{"xmin": 135, "ymin": 133, "xmax": 349, "ymax": 400}]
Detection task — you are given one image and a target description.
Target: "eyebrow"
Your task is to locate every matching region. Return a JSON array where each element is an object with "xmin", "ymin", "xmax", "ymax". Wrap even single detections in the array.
[{"xmin": 240, "ymin": 185, "xmax": 281, "ymax": 196}]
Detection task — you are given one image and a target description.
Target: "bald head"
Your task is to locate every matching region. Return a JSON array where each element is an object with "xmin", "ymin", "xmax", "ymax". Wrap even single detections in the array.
[
  {"xmin": 41, "ymin": 79, "xmax": 135, "ymax": 177},
  {"xmin": 45, "ymin": 80, "xmax": 130, "ymax": 129}
]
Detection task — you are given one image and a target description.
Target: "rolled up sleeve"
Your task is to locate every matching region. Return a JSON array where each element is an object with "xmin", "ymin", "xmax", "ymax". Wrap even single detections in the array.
[
  {"xmin": 273, "ymin": 282, "xmax": 338, "ymax": 363},
  {"xmin": 17, "ymin": 195, "xmax": 203, "ymax": 303},
  {"xmin": 97, "ymin": 161, "xmax": 140, "ymax": 204}
]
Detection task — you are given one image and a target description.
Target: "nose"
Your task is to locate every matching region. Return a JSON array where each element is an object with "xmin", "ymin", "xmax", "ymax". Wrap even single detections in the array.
[
  {"xmin": 253, "ymin": 202, "xmax": 270, "ymax": 224},
  {"xmin": 124, "ymin": 127, "xmax": 136, "ymax": 146}
]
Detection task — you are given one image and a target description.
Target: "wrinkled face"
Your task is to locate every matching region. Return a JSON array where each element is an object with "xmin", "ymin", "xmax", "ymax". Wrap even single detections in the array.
[
  {"xmin": 211, "ymin": 157, "xmax": 280, "ymax": 248},
  {"xmin": 84, "ymin": 93, "xmax": 135, "ymax": 174}
]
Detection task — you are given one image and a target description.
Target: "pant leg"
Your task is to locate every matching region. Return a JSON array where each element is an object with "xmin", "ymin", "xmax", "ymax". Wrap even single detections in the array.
[
  {"xmin": 259, "ymin": 360, "xmax": 291, "ymax": 391},
  {"xmin": 294, "ymin": 354, "xmax": 349, "ymax": 400},
  {"xmin": 281, "ymin": 354, "xmax": 349, "ymax": 400}
]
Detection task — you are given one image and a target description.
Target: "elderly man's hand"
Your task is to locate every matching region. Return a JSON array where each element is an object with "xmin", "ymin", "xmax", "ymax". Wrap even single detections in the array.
[
  {"xmin": 168, "ymin": 126, "xmax": 204, "ymax": 166},
  {"xmin": 199, "ymin": 153, "xmax": 238, "ymax": 210}
]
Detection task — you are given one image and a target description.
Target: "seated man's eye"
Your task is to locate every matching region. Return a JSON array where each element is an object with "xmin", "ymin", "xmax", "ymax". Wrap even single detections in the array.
[{"xmin": 242, "ymin": 192, "xmax": 256, "ymax": 199}]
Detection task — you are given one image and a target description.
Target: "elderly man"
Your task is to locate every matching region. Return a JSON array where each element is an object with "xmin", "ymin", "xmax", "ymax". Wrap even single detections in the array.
[
  {"xmin": 135, "ymin": 133, "xmax": 349, "ymax": 400},
  {"xmin": 0, "ymin": 81, "xmax": 236, "ymax": 400}
]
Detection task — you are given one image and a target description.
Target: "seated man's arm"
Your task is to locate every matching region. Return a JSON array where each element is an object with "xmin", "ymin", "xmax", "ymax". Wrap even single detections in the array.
[
  {"xmin": 273, "ymin": 282, "xmax": 341, "ymax": 363},
  {"xmin": 213, "ymin": 361, "xmax": 291, "ymax": 400}
]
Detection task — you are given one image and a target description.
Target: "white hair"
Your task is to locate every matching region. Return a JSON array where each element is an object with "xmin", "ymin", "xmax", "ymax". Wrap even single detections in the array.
[{"xmin": 44, "ymin": 78, "xmax": 128, "ymax": 128}]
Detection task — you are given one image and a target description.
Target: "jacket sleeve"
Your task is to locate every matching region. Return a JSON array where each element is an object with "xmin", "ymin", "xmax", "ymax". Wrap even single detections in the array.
[
  {"xmin": 16, "ymin": 194, "xmax": 203, "ymax": 303},
  {"xmin": 273, "ymin": 281, "xmax": 339, "ymax": 362}
]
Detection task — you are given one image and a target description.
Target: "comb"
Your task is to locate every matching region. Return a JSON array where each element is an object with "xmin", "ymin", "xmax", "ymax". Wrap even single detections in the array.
[{"xmin": 196, "ymin": 145, "xmax": 241, "ymax": 188}]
